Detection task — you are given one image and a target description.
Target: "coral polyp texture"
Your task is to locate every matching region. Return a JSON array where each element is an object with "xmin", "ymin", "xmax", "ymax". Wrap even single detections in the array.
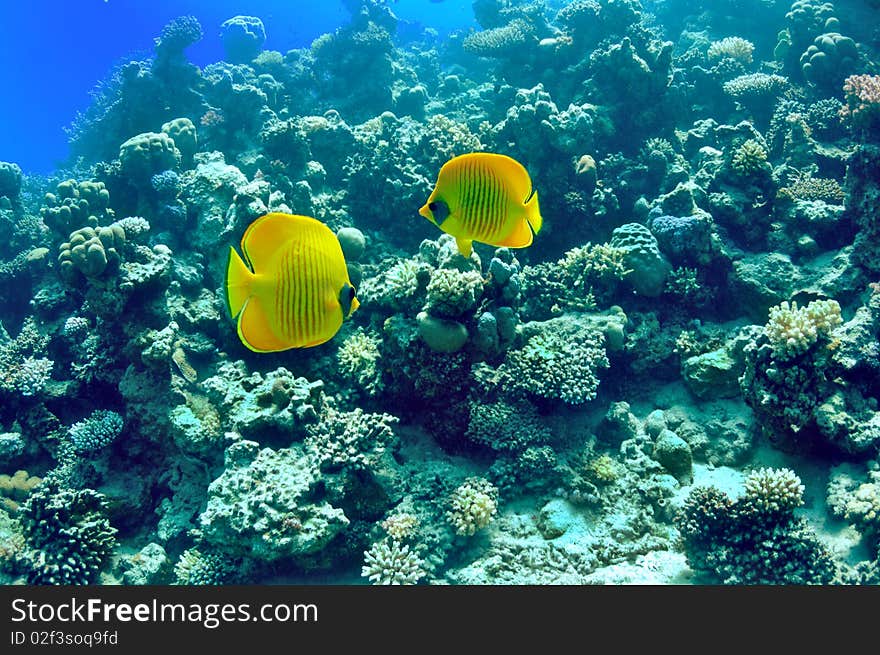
[{"xmin": 3, "ymin": 0, "xmax": 880, "ymax": 587}]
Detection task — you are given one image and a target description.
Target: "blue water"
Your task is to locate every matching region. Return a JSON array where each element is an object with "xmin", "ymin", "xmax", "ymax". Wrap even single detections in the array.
[{"xmin": 0, "ymin": 0, "xmax": 475, "ymax": 174}]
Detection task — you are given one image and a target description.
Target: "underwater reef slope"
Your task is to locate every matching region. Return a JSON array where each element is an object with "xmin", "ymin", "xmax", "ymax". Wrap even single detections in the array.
[{"xmin": 2, "ymin": 0, "xmax": 880, "ymax": 585}]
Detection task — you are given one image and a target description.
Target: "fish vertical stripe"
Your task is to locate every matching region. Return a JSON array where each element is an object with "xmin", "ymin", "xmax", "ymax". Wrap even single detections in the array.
[
  {"xmin": 486, "ymin": 169, "xmax": 498, "ymax": 239},
  {"xmin": 278, "ymin": 251, "xmax": 287, "ymax": 338},
  {"xmin": 304, "ymin": 233, "xmax": 316, "ymax": 340},
  {"xmin": 286, "ymin": 249, "xmax": 295, "ymax": 339},
  {"xmin": 461, "ymin": 161, "xmax": 472, "ymax": 233}
]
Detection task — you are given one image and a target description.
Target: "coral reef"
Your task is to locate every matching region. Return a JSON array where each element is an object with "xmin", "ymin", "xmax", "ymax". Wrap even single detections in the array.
[{"xmin": 5, "ymin": 0, "xmax": 880, "ymax": 587}]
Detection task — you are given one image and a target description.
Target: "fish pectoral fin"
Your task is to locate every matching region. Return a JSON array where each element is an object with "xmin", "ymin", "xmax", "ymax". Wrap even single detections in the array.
[
  {"xmin": 237, "ymin": 296, "xmax": 290, "ymax": 353},
  {"xmin": 495, "ymin": 216, "xmax": 535, "ymax": 248},
  {"xmin": 455, "ymin": 237, "xmax": 473, "ymax": 258}
]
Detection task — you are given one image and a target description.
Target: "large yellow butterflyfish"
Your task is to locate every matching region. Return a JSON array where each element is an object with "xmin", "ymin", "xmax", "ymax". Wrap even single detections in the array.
[
  {"xmin": 419, "ymin": 152, "xmax": 542, "ymax": 258},
  {"xmin": 225, "ymin": 212, "xmax": 359, "ymax": 352}
]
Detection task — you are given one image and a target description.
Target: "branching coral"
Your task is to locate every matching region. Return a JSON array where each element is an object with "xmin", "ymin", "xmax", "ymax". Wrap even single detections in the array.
[
  {"xmin": 0, "ymin": 318, "xmax": 52, "ymax": 397},
  {"xmin": 492, "ymin": 317, "xmax": 609, "ymax": 405},
  {"xmin": 337, "ymin": 328, "xmax": 384, "ymax": 396},
  {"xmin": 708, "ymin": 37, "xmax": 755, "ymax": 65},
  {"xmin": 447, "ymin": 477, "xmax": 498, "ymax": 536},
  {"xmin": 763, "ymin": 298, "xmax": 841, "ymax": 360},
  {"xmin": 174, "ymin": 547, "xmax": 240, "ymax": 585},
  {"xmin": 361, "ymin": 538, "xmax": 425, "ymax": 585},
  {"xmin": 19, "ymin": 478, "xmax": 117, "ymax": 585},
  {"xmin": 841, "ymin": 74, "xmax": 880, "ymax": 140},
  {"xmin": 68, "ymin": 410, "xmax": 124, "ymax": 455},
  {"xmin": 676, "ymin": 470, "xmax": 837, "ymax": 584}
]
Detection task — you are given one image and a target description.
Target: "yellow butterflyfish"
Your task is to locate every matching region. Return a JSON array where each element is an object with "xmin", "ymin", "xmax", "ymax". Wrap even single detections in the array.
[
  {"xmin": 419, "ymin": 152, "xmax": 542, "ymax": 257},
  {"xmin": 225, "ymin": 212, "xmax": 359, "ymax": 352}
]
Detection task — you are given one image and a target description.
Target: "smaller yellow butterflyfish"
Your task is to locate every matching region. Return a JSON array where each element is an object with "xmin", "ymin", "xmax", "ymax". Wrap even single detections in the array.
[
  {"xmin": 225, "ymin": 212, "xmax": 360, "ymax": 352},
  {"xmin": 419, "ymin": 152, "xmax": 542, "ymax": 258}
]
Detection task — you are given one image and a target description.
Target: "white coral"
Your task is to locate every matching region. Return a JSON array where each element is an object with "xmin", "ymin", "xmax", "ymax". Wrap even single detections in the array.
[
  {"xmin": 361, "ymin": 539, "xmax": 425, "ymax": 585},
  {"xmin": 764, "ymin": 299, "xmax": 841, "ymax": 360},
  {"xmin": 447, "ymin": 477, "xmax": 498, "ymax": 536},
  {"xmin": 743, "ymin": 467, "xmax": 804, "ymax": 513}
]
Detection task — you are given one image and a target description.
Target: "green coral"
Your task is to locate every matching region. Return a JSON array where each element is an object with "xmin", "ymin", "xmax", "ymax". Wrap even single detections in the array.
[{"xmin": 730, "ymin": 139, "xmax": 770, "ymax": 177}]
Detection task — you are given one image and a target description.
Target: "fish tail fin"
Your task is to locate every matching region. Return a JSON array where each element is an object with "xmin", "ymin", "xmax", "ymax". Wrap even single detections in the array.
[
  {"xmin": 225, "ymin": 246, "xmax": 254, "ymax": 318},
  {"xmin": 525, "ymin": 190, "xmax": 542, "ymax": 236}
]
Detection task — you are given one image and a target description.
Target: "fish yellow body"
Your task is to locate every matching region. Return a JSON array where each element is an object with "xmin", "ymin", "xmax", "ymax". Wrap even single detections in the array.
[
  {"xmin": 225, "ymin": 212, "xmax": 359, "ymax": 352},
  {"xmin": 419, "ymin": 152, "xmax": 542, "ymax": 257}
]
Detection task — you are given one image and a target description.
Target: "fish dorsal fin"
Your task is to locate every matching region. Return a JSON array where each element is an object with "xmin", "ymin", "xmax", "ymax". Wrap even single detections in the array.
[{"xmin": 240, "ymin": 213, "xmax": 317, "ymax": 272}]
